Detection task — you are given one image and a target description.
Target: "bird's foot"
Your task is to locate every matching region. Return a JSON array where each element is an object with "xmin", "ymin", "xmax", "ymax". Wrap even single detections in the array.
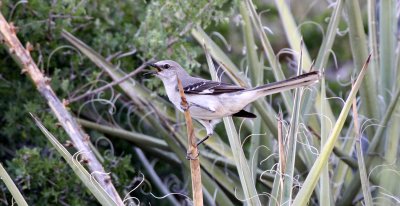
[
  {"xmin": 180, "ymin": 102, "xmax": 190, "ymax": 111},
  {"xmin": 186, "ymin": 149, "xmax": 199, "ymax": 160}
]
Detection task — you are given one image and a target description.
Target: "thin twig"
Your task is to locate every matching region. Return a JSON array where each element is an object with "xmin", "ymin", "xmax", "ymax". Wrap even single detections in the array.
[
  {"xmin": 176, "ymin": 75, "xmax": 203, "ymax": 206},
  {"xmin": 277, "ymin": 112, "xmax": 286, "ymax": 175},
  {"xmin": 277, "ymin": 112, "xmax": 285, "ymax": 204},
  {"xmin": 0, "ymin": 12, "xmax": 124, "ymax": 205},
  {"xmin": 68, "ymin": 62, "xmax": 149, "ymax": 103}
]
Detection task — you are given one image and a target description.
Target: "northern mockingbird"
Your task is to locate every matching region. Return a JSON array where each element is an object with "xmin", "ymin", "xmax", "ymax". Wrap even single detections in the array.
[{"xmin": 148, "ymin": 60, "xmax": 320, "ymax": 146}]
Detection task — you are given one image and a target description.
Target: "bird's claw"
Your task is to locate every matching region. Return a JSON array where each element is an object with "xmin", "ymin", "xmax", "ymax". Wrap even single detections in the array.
[
  {"xmin": 186, "ymin": 149, "xmax": 199, "ymax": 160},
  {"xmin": 180, "ymin": 103, "xmax": 190, "ymax": 111}
]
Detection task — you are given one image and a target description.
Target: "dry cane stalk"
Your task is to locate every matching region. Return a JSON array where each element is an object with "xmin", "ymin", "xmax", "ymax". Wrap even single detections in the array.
[
  {"xmin": 0, "ymin": 13, "xmax": 124, "ymax": 205},
  {"xmin": 277, "ymin": 112, "xmax": 285, "ymax": 204},
  {"xmin": 176, "ymin": 76, "xmax": 203, "ymax": 206}
]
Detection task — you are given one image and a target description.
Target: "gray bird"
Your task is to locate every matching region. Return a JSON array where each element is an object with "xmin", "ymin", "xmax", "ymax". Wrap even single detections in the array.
[{"xmin": 149, "ymin": 60, "xmax": 320, "ymax": 146}]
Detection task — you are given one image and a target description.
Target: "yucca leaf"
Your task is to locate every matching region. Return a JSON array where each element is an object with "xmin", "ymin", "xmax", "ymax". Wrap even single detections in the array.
[
  {"xmin": 319, "ymin": 74, "xmax": 332, "ymax": 205},
  {"xmin": 367, "ymin": 0, "xmax": 379, "ymax": 81},
  {"xmin": 345, "ymin": 0, "xmax": 380, "ymax": 127},
  {"xmin": 245, "ymin": 0, "xmax": 293, "ymax": 112},
  {"xmin": 351, "ymin": 92, "xmax": 373, "ymax": 206},
  {"xmin": 205, "ymin": 46, "xmax": 261, "ymax": 205},
  {"xmin": 302, "ymin": 0, "xmax": 344, "ymax": 124},
  {"xmin": 30, "ymin": 113, "xmax": 118, "ymax": 206},
  {"xmin": 281, "ymin": 61, "xmax": 302, "ymax": 204},
  {"xmin": 378, "ymin": 0, "xmax": 396, "ymax": 103},
  {"xmin": 338, "ymin": 86, "xmax": 400, "ymax": 205},
  {"xmin": 0, "ymin": 163, "xmax": 29, "ymax": 206},
  {"xmin": 240, "ymin": 1, "xmax": 262, "ymax": 182},
  {"xmin": 293, "ymin": 55, "xmax": 371, "ymax": 205}
]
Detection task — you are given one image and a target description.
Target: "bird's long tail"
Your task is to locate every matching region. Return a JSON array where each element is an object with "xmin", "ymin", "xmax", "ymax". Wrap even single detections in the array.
[{"xmin": 250, "ymin": 71, "xmax": 321, "ymax": 96}]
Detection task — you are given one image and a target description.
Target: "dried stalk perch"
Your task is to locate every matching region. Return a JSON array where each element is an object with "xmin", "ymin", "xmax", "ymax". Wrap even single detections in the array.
[
  {"xmin": 0, "ymin": 12, "xmax": 124, "ymax": 205},
  {"xmin": 176, "ymin": 76, "xmax": 203, "ymax": 206}
]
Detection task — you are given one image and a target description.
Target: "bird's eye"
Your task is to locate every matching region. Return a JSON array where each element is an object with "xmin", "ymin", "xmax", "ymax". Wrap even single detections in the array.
[{"xmin": 163, "ymin": 64, "xmax": 170, "ymax": 69}]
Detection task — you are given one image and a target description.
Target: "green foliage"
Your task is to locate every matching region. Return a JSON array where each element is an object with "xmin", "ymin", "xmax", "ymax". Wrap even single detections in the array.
[
  {"xmin": 135, "ymin": 0, "xmax": 235, "ymax": 94},
  {"xmin": 135, "ymin": 0, "xmax": 230, "ymax": 60},
  {"xmin": 1, "ymin": 147, "xmax": 134, "ymax": 205},
  {"xmin": 0, "ymin": 78, "xmax": 49, "ymax": 148},
  {"xmin": 104, "ymin": 153, "xmax": 135, "ymax": 190},
  {"xmin": 2, "ymin": 147, "xmax": 96, "ymax": 205}
]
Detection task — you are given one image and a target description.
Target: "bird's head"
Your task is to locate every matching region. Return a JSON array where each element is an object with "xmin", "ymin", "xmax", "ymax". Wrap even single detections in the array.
[{"xmin": 147, "ymin": 60, "xmax": 188, "ymax": 81}]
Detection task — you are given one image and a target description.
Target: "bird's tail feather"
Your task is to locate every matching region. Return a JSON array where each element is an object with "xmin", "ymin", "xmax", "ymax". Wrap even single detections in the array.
[{"xmin": 251, "ymin": 71, "xmax": 321, "ymax": 96}]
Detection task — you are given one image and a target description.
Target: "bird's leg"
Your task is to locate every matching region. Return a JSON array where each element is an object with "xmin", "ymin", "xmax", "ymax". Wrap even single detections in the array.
[
  {"xmin": 196, "ymin": 135, "xmax": 210, "ymax": 147},
  {"xmin": 196, "ymin": 119, "xmax": 219, "ymax": 146}
]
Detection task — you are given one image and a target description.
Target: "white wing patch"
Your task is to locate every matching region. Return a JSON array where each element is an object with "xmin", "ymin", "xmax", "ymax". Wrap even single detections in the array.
[
  {"xmin": 199, "ymin": 89, "xmax": 215, "ymax": 94},
  {"xmin": 186, "ymin": 82, "xmax": 206, "ymax": 91}
]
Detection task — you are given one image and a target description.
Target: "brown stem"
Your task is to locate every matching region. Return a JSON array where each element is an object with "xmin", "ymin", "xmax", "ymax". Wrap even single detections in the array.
[
  {"xmin": 277, "ymin": 112, "xmax": 285, "ymax": 204},
  {"xmin": 176, "ymin": 75, "xmax": 203, "ymax": 206},
  {"xmin": 0, "ymin": 12, "xmax": 124, "ymax": 205}
]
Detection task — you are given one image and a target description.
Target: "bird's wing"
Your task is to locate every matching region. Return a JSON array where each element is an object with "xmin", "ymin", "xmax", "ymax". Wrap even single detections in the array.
[{"xmin": 182, "ymin": 80, "xmax": 245, "ymax": 95}]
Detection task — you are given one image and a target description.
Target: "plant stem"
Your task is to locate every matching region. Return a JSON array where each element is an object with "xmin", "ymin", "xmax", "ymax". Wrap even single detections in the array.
[{"xmin": 176, "ymin": 76, "xmax": 203, "ymax": 206}]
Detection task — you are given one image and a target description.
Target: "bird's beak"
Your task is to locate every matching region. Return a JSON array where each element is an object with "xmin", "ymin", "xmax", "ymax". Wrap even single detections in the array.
[{"xmin": 146, "ymin": 62, "xmax": 162, "ymax": 72}]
